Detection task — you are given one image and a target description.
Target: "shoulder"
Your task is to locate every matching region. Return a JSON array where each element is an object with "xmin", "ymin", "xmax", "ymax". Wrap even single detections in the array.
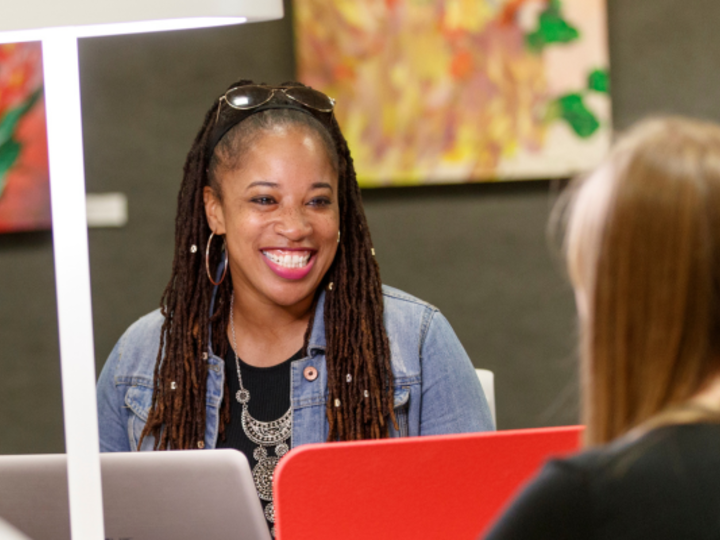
[
  {"xmin": 380, "ymin": 284, "xmax": 441, "ymax": 343},
  {"xmin": 120, "ymin": 309, "xmax": 165, "ymax": 342},
  {"xmin": 556, "ymin": 424, "xmax": 720, "ymax": 537},
  {"xmin": 381, "ymin": 284, "xmax": 438, "ymax": 323},
  {"xmin": 381, "ymin": 284, "xmax": 438, "ymax": 311},
  {"xmin": 116, "ymin": 309, "xmax": 165, "ymax": 354},
  {"xmin": 565, "ymin": 423, "xmax": 720, "ymax": 472},
  {"xmin": 106, "ymin": 309, "xmax": 164, "ymax": 384},
  {"xmin": 485, "ymin": 457, "xmax": 591, "ymax": 540},
  {"xmin": 567, "ymin": 423, "xmax": 720, "ymax": 485}
]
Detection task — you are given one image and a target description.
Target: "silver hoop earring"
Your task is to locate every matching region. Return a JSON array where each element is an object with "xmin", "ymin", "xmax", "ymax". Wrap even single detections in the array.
[{"xmin": 205, "ymin": 232, "xmax": 228, "ymax": 286}]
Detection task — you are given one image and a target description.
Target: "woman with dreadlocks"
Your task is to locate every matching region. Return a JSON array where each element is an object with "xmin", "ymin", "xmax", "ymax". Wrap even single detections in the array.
[{"xmin": 97, "ymin": 80, "xmax": 493, "ymax": 535}]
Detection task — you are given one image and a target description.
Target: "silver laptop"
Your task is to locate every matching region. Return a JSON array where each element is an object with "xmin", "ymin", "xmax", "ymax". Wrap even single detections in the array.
[{"xmin": 0, "ymin": 449, "xmax": 271, "ymax": 540}]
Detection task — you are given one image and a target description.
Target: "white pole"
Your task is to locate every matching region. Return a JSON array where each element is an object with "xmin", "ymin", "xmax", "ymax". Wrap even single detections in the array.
[{"xmin": 42, "ymin": 32, "xmax": 105, "ymax": 540}]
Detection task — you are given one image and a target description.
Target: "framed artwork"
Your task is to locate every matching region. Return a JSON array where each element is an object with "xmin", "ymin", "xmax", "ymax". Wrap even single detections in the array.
[
  {"xmin": 294, "ymin": 0, "xmax": 611, "ymax": 187},
  {"xmin": 0, "ymin": 42, "xmax": 49, "ymax": 232}
]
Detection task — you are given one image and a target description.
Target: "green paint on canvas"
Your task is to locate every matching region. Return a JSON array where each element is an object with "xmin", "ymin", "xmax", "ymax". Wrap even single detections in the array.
[
  {"xmin": 588, "ymin": 68, "xmax": 610, "ymax": 93},
  {"xmin": 0, "ymin": 88, "xmax": 42, "ymax": 144},
  {"xmin": 0, "ymin": 88, "xmax": 42, "ymax": 198},
  {"xmin": 0, "ymin": 138, "xmax": 21, "ymax": 196},
  {"xmin": 550, "ymin": 93, "xmax": 600, "ymax": 138},
  {"xmin": 526, "ymin": 0, "xmax": 580, "ymax": 53}
]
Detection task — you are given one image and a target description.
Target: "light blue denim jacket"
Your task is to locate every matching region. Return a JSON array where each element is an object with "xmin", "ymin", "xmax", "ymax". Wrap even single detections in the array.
[{"xmin": 97, "ymin": 285, "xmax": 494, "ymax": 452}]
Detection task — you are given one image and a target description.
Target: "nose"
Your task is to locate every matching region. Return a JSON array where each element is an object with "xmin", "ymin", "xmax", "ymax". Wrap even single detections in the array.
[{"xmin": 274, "ymin": 206, "xmax": 312, "ymax": 241}]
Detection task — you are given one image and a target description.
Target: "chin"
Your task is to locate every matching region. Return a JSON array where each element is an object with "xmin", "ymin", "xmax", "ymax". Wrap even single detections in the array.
[{"xmin": 265, "ymin": 283, "xmax": 319, "ymax": 308}]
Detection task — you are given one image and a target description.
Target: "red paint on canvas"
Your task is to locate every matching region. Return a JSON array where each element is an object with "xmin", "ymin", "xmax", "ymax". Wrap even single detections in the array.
[{"xmin": 0, "ymin": 42, "xmax": 50, "ymax": 233}]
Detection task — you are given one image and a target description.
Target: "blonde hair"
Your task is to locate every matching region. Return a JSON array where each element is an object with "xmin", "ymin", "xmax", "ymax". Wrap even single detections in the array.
[{"xmin": 561, "ymin": 117, "xmax": 720, "ymax": 445}]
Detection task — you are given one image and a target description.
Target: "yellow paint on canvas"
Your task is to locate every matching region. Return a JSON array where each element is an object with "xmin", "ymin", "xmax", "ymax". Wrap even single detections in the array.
[{"xmin": 294, "ymin": 0, "xmax": 611, "ymax": 186}]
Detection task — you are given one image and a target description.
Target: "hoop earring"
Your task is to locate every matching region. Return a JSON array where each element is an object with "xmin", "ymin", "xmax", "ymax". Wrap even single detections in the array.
[
  {"xmin": 205, "ymin": 232, "xmax": 228, "ymax": 286},
  {"xmin": 337, "ymin": 230, "xmax": 341, "ymax": 244}
]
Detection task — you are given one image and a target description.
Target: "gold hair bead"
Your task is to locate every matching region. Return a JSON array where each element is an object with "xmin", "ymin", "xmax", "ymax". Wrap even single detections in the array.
[
  {"xmin": 197, "ymin": 441, "xmax": 205, "ymax": 449},
  {"xmin": 371, "ymin": 248, "xmax": 375, "ymax": 256},
  {"xmin": 346, "ymin": 374, "xmax": 352, "ymax": 383},
  {"xmin": 202, "ymin": 352, "xmax": 208, "ymax": 360},
  {"xmin": 170, "ymin": 381, "xmax": 177, "ymax": 390},
  {"xmin": 190, "ymin": 244, "xmax": 198, "ymax": 253},
  {"xmin": 334, "ymin": 398, "xmax": 341, "ymax": 407},
  {"xmin": 363, "ymin": 390, "xmax": 369, "ymax": 398},
  {"xmin": 328, "ymin": 282, "xmax": 334, "ymax": 291}
]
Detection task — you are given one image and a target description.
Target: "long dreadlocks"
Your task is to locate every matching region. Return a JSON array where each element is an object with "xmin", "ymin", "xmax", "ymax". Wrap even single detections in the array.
[{"xmin": 139, "ymin": 80, "xmax": 396, "ymax": 449}]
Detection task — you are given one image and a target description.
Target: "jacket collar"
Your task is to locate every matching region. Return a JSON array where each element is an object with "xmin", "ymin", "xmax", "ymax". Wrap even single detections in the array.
[{"xmin": 307, "ymin": 289, "xmax": 327, "ymax": 355}]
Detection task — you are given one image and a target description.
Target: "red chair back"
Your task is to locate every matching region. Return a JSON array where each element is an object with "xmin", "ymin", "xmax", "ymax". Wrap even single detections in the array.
[{"xmin": 274, "ymin": 426, "xmax": 583, "ymax": 540}]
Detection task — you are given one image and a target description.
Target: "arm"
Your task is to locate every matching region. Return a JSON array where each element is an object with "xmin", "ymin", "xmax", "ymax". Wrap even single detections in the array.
[
  {"xmin": 96, "ymin": 335, "xmax": 132, "ymax": 452},
  {"xmin": 483, "ymin": 460, "xmax": 591, "ymax": 540},
  {"xmin": 419, "ymin": 311, "xmax": 494, "ymax": 434}
]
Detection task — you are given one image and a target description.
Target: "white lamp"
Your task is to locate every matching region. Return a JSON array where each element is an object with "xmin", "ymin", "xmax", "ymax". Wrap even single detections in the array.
[{"xmin": 0, "ymin": 2, "xmax": 283, "ymax": 539}]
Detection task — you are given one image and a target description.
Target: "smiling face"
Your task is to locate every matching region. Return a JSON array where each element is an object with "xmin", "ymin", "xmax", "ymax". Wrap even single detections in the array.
[{"xmin": 204, "ymin": 124, "xmax": 340, "ymax": 312}]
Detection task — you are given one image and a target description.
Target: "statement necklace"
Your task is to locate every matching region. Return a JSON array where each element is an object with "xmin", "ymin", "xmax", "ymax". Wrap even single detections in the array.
[{"xmin": 229, "ymin": 294, "xmax": 292, "ymax": 538}]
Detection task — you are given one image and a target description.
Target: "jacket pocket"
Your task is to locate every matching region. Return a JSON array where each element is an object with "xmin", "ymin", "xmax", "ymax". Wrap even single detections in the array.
[
  {"xmin": 125, "ymin": 385, "xmax": 155, "ymax": 451},
  {"xmin": 391, "ymin": 387, "xmax": 411, "ymax": 438}
]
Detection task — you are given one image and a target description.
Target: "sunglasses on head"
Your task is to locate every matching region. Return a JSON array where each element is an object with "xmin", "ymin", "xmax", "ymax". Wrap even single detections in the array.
[
  {"xmin": 206, "ymin": 84, "xmax": 336, "ymax": 156},
  {"xmin": 215, "ymin": 84, "xmax": 335, "ymax": 123}
]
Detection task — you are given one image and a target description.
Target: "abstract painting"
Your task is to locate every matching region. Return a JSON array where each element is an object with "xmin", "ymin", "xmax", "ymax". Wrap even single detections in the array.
[
  {"xmin": 0, "ymin": 42, "xmax": 49, "ymax": 232},
  {"xmin": 294, "ymin": 0, "xmax": 610, "ymax": 187}
]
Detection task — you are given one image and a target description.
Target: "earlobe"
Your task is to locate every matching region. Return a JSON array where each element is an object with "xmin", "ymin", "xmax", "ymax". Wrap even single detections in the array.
[{"xmin": 203, "ymin": 186, "xmax": 226, "ymax": 235}]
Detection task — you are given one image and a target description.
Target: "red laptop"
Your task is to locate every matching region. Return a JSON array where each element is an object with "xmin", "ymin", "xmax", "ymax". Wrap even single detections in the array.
[{"xmin": 274, "ymin": 426, "xmax": 583, "ymax": 540}]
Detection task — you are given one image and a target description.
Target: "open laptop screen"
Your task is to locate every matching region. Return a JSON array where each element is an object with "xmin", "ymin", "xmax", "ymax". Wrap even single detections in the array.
[{"xmin": 0, "ymin": 449, "xmax": 270, "ymax": 540}]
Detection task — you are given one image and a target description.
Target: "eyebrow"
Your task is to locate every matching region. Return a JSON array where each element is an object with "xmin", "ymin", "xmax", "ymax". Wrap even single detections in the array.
[
  {"xmin": 245, "ymin": 181, "xmax": 334, "ymax": 192},
  {"xmin": 245, "ymin": 181, "xmax": 279, "ymax": 191},
  {"xmin": 311, "ymin": 182, "xmax": 334, "ymax": 192}
]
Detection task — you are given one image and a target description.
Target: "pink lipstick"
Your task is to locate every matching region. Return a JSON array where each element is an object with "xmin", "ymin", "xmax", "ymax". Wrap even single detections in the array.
[{"xmin": 261, "ymin": 249, "xmax": 316, "ymax": 280}]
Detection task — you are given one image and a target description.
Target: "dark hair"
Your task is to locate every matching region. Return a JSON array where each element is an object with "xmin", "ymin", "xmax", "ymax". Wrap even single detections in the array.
[
  {"xmin": 139, "ymin": 80, "xmax": 397, "ymax": 449},
  {"xmin": 208, "ymin": 106, "xmax": 339, "ymax": 197}
]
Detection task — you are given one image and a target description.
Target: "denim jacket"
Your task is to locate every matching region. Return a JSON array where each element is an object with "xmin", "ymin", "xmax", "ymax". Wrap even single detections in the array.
[{"xmin": 97, "ymin": 285, "xmax": 494, "ymax": 452}]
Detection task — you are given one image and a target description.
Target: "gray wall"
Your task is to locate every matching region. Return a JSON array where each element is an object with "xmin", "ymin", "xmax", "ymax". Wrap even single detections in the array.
[{"xmin": 2, "ymin": 0, "xmax": 717, "ymax": 454}]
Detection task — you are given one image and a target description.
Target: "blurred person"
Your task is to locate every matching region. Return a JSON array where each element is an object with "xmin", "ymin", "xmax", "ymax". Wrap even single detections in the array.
[{"xmin": 486, "ymin": 117, "xmax": 720, "ymax": 539}]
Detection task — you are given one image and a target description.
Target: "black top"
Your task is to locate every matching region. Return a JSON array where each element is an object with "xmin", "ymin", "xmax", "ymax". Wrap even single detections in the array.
[
  {"xmin": 484, "ymin": 423, "xmax": 720, "ymax": 540},
  {"xmin": 217, "ymin": 344, "xmax": 302, "ymax": 534}
]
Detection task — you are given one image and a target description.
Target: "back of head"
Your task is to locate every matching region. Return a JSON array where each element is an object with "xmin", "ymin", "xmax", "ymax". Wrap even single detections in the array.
[{"xmin": 563, "ymin": 117, "xmax": 720, "ymax": 445}]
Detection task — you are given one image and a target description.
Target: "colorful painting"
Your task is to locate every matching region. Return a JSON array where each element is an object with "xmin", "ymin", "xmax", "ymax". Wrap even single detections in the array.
[
  {"xmin": 294, "ymin": 0, "xmax": 610, "ymax": 187},
  {"xmin": 0, "ymin": 42, "xmax": 49, "ymax": 232}
]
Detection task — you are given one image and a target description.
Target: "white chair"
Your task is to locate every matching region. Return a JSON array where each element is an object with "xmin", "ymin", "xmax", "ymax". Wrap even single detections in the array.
[{"xmin": 476, "ymin": 369, "xmax": 496, "ymax": 429}]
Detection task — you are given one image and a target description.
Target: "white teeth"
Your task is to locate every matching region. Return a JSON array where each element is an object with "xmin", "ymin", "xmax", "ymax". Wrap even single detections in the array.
[{"xmin": 263, "ymin": 251, "xmax": 312, "ymax": 268}]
